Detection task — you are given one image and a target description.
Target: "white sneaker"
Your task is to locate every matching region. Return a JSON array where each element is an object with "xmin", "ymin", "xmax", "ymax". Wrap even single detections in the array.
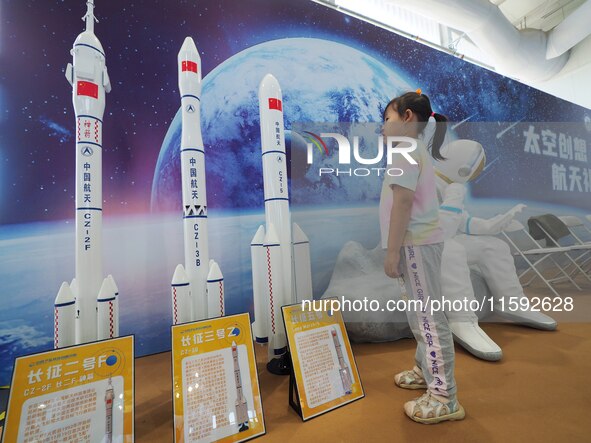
[
  {"xmin": 394, "ymin": 365, "xmax": 427, "ymax": 390},
  {"xmin": 404, "ymin": 392, "xmax": 465, "ymax": 424}
]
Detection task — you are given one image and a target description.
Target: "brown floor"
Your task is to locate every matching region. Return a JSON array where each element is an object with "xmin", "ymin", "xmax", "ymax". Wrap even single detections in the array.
[{"xmin": 136, "ymin": 281, "xmax": 591, "ymax": 443}]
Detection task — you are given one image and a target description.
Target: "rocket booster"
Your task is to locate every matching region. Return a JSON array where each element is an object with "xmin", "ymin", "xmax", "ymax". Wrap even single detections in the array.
[
  {"xmin": 331, "ymin": 328, "xmax": 352, "ymax": 395},
  {"xmin": 172, "ymin": 36, "xmax": 225, "ymax": 324},
  {"xmin": 97, "ymin": 277, "xmax": 117, "ymax": 340},
  {"xmin": 171, "ymin": 264, "xmax": 192, "ymax": 325},
  {"xmin": 108, "ymin": 274, "xmax": 120, "ymax": 337},
  {"xmin": 55, "ymin": 0, "xmax": 117, "ymax": 347},
  {"xmin": 250, "ymin": 226, "xmax": 267, "ymax": 343},
  {"xmin": 54, "ymin": 282, "xmax": 76, "ymax": 349},
  {"xmin": 292, "ymin": 223, "xmax": 313, "ymax": 303},
  {"xmin": 263, "ymin": 224, "xmax": 287, "ymax": 360},
  {"xmin": 206, "ymin": 260, "xmax": 225, "ymax": 318},
  {"xmin": 251, "ymin": 74, "xmax": 313, "ymax": 362},
  {"xmin": 232, "ymin": 342, "xmax": 249, "ymax": 432}
]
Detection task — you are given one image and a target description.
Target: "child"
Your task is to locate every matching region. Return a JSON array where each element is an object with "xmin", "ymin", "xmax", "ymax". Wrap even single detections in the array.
[{"xmin": 379, "ymin": 90, "xmax": 465, "ymax": 424}]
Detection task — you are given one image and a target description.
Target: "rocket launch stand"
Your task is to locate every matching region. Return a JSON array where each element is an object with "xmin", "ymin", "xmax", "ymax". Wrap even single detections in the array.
[{"xmin": 266, "ymin": 351, "xmax": 292, "ymax": 376}]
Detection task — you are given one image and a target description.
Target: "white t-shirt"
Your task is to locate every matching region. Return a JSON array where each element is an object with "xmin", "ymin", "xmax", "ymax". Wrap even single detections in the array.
[{"xmin": 379, "ymin": 139, "xmax": 444, "ymax": 248}]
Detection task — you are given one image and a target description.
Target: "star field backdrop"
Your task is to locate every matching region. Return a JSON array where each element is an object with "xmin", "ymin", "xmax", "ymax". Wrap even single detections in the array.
[{"xmin": 0, "ymin": 0, "xmax": 589, "ymax": 384}]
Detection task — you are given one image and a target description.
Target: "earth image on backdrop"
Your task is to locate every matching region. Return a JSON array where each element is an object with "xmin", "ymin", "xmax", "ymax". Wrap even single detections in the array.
[{"xmin": 151, "ymin": 37, "xmax": 413, "ymax": 211}]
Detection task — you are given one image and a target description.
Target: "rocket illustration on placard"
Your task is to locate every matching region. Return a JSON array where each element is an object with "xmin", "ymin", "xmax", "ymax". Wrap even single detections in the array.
[
  {"xmin": 54, "ymin": 0, "xmax": 118, "ymax": 347},
  {"xmin": 105, "ymin": 377, "xmax": 114, "ymax": 443},
  {"xmin": 171, "ymin": 37, "xmax": 225, "ymax": 324},
  {"xmin": 251, "ymin": 74, "xmax": 313, "ymax": 374},
  {"xmin": 331, "ymin": 328, "xmax": 352, "ymax": 395},
  {"xmin": 232, "ymin": 342, "xmax": 249, "ymax": 432}
]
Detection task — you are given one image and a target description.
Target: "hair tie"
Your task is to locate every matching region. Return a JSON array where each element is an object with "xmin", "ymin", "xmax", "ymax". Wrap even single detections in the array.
[{"xmin": 416, "ymin": 88, "xmax": 422, "ymax": 95}]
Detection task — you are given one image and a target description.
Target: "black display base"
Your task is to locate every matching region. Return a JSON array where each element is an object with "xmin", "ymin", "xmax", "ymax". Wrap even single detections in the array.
[{"xmin": 266, "ymin": 352, "xmax": 292, "ymax": 376}]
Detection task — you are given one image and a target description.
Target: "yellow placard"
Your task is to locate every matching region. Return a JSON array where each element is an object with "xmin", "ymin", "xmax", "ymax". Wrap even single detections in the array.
[
  {"xmin": 2, "ymin": 335, "xmax": 134, "ymax": 443},
  {"xmin": 283, "ymin": 301, "xmax": 364, "ymax": 420},
  {"xmin": 171, "ymin": 313, "xmax": 265, "ymax": 443}
]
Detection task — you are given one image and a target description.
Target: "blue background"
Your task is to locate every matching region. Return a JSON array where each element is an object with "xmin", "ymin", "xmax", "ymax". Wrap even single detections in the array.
[{"xmin": 0, "ymin": 0, "xmax": 589, "ymax": 385}]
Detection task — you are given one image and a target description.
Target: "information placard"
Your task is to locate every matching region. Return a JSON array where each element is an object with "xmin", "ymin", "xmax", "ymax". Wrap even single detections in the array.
[
  {"xmin": 171, "ymin": 313, "xmax": 265, "ymax": 443},
  {"xmin": 2, "ymin": 335, "xmax": 134, "ymax": 443},
  {"xmin": 282, "ymin": 302, "xmax": 364, "ymax": 420}
]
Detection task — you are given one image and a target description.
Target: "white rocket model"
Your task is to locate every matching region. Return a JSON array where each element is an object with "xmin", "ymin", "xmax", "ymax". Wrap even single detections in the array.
[
  {"xmin": 250, "ymin": 74, "xmax": 313, "ymax": 371},
  {"xmin": 171, "ymin": 37, "xmax": 225, "ymax": 324},
  {"xmin": 331, "ymin": 328, "xmax": 352, "ymax": 395},
  {"xmin": 55, "ymin": 0, "xmax": 118, "ymax": 347},
  {"xmin": 105, "ymin": 377, "xmax": 114, "ymax": 443},
  {"xmin": 231, "ymin": 342, "xmax": 249, "ymax": 432}
]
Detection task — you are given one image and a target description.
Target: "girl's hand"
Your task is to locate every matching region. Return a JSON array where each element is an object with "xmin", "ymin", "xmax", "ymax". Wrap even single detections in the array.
[{"xmin": 384, "ymin": 250, "xmax": 402, "ymax": 278}]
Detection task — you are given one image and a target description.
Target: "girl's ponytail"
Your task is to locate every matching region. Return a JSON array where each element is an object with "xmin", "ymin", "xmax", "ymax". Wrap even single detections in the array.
[
  {"xmin": 430, "ymin": 112, "xmax": 448, "ymax": 161},
  {"xmin": 384, "ymin": 91, "xmax": 448, "ymax": 161}
]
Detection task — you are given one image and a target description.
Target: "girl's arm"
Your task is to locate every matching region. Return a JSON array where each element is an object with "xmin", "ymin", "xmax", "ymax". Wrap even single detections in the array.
[{"xmin": 385, "ymin": 184, "xmax": 414, "ymax": 278}]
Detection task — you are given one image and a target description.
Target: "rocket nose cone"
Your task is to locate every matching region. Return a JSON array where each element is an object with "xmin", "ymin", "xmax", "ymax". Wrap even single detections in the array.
[
  {"xmin": 207, "ymin": 260, "xmax": 223, "ymax": 280},
  {"xmin": 180, "ymin": 36, "xmax": 198, "ymax": 53},
  {"xmin": 258, "ymin": 73, "xmax": 281, "ymax": 96},
  {"xmin": 251, "ymin": 225, "xmax": 266, "ymax": 245},
  {"xmin": 55, "ymin": 281, "xmax": 75, "ymax": 304},
  {"xmin": 172, "ymin": 264, "xmax": 189, "ymax": 285},
  {"xmin": 261, "ymin": 73, "xmax": 277, "ymax": 84},
  {"xmin": 107, "ymin": 274, "xmax": 119, "ymax": 295},
  {"xmin": 292, "ymin": 223, "xmax": 309, "ymax": 243},
  {"xmin": 98, "ymin": 277, "xmax": 114, "ymax": 299}
]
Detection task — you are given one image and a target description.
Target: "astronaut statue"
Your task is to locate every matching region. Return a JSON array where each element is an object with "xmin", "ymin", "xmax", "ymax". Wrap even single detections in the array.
[
  {"xmin": 435, "ymin": 139, "xmax": 557, "ymax": 361},
  {"xmin": 438, "ymin": 181, "xmax": 503, "ymax": 360}
]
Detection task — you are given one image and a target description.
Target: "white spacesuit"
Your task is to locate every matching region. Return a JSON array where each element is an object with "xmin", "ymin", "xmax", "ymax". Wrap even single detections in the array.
[{"xmin": 436, "ymin": 140, "xmax": 556, "ymax": 361}]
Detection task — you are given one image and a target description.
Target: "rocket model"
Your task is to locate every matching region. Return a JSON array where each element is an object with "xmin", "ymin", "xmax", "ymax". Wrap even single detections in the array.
[
  {"xmin": 105, "ymin": 377, "xmax": 114, "ymax": 443},
  {"xmin": 171, "ymin": 37, "xmax": 225, "ymax": 324},
  {"xmin": 251, "ymin": 74, "xmax": 313, "ymax": 374},
  {"xmin": 55, "ymin": 0, "xmax": 119, "ymax": 347},
  {"xmin": 331, "ymin": 328, "xmax": 352, "ymax": 395},
  {"xmin": 231, "ymin": 342, "xmax": 249, "ymax": 432}
]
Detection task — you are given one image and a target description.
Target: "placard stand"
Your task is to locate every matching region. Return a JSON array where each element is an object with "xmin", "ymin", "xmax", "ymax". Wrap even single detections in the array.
[
  {"xmin": 288, "ymin": 365, "xmax": 302, "ymax": 419},
  {"xmin": 171, "ymin": 313, "xmax": 266, "ymax": 443},
  {"xmin": 281, "ymin": 301, "xmax": 364, "ymax": 421}
]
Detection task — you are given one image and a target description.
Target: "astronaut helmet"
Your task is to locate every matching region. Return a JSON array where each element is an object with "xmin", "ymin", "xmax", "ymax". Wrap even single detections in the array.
[{"xmin": 434, "ymin": 139, "xmax": 486, "ymax": 184}]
